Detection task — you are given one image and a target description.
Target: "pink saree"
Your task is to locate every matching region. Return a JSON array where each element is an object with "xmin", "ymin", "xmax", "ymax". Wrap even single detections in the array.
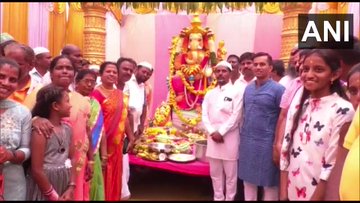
[{"xmin": 68, "ymin": 92, "xmax": 91, "ymax": 200}]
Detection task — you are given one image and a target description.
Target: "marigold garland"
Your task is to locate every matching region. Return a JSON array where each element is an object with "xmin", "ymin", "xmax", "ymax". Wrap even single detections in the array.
[{"xmin": 168, "ymin": 38, "xmax": 204, "ymax": 126}]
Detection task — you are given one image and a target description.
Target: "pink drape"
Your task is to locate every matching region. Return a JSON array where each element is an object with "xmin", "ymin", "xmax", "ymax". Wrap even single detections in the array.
[
  {"xmin": 206, "ymin": 13, "xmax": 258, "ymax": 56},
  {"xmin": 120, "ymin": 14, "xmax": 156, "ymax": 117},
  {"xmin": 153, "ymin": 14, "xmax": 207, "ymax": 117},
  {"xmin": 348, "ymin": 3, "xmax": 359, "ymax": 38},
  {"xmin": 28, "ymin": 2, "xmax": 49, "ymax": 48},
  {"xmin": 120, "ymin": 13, "xmax": 285, "ymax": 117},
  {"xmin": 253, "ymin": 14, "xmax": 283, "ymax": 59},
  {"xmin": 129, "ymin": 154, "xmax": 210, "ymax": 177}
]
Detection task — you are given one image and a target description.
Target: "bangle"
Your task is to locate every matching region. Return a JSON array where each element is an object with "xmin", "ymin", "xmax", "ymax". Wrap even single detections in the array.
[
  {"xmin": 44, "ymin": 186, "xmax": 53, "ymax": 196},
  {"xmin": 68, "ymin": 182, "xmax": 76, "ymax": 188},
  {"xmin": 43, "ymin": 185, "xmax": 59, "ymax": 201},
  {"xmin": 88, "ymin": 160, "xmax": 95, "ymax": 164}
]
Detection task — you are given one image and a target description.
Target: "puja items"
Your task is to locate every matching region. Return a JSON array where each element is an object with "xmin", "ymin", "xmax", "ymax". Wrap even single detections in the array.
[
  {"xmin": 148, "ymin": 143, "xmax": 174, "ymax": 154},
  {"xmin": 194, "ymin": 140, "xmax": 208, "ymax": 163},
  {"xmin": 168, "ymin": 154, "xmax": 196, "ymax": 163},
  {"xmin": 136, "ymin": 151, "xmax": 167, "ymax": 162},
  {"xmin": 134, "ymin": 125, "xmax": 207, "ymax": 163}
]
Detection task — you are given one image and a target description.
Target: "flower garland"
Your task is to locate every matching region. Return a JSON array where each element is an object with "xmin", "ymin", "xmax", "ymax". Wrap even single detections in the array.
[
  {"xmin": 166, "ymin": 30, "xmax": 220, "ymax": 127},
  {"xmin": 177, "ymin": 71, "xmax": 217, "ymax": 96},
  {"xmin": 168, "ymin": 38, "xmax": 202, "ymax": 127},
  {"xmin": 176, "ymin": 48, "xmax": 217, "ymax": 96},
  {"xmin": 184, "ymin": 77, "xmax": 201, "ymax": 109},
  {"xmin": 169, "ymin": 88, "xmax": 202, "ymax": 127}
]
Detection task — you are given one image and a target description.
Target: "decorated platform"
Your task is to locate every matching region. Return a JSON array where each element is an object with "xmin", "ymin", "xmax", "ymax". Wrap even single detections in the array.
[{"xmin": 130, "ymin": 14, "xmax": 225, "ymax": 171}]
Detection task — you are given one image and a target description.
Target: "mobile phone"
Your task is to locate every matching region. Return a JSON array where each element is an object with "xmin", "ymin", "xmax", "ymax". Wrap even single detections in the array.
[{"xmin": 122, "ymin": 137, "xmax": 129, "ymax": 154}]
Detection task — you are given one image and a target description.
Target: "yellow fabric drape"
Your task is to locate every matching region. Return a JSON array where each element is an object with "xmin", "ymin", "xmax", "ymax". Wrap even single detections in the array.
[
  {"xmin": 2, "ymin": 3, "xmax": 28, "ymax": 44},
  {"xmin": 65, "ymin": 3, "xmax": 84, "ymax": 52},
  {"xmin": 48, "ymin": 2, "xmax": 66, "ymax": 56}
]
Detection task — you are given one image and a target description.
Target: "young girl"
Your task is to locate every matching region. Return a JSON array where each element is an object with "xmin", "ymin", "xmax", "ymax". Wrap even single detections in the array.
[
  {"xmin": 26, "ymin": 85, "xmax": 76, "ymax": 200},
  {"xmin": 279, "ymin": 49, "xmax": 355, "ymax": 200}
]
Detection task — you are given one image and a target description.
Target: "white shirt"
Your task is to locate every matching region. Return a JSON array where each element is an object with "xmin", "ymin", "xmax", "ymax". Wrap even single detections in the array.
[
  {"xmin": 202, "ymin": 82, "xmax": 245, "ymax": 160},
  {"xmin": 202, "ymin": 82, "xmax": 244, "ymax": 135},
  {"xmin": 235, "ymin": 75, "xmax": 256, "ymax": 87},
  {"xmin": 279, "ymin": 75, "xmax": 293, "ymax": 88},
  {"xmin": 29, "ymin": 68, "xmax": 51, "ymax": 90},
  {"xmin": 126, "ymin": 75, "xmax": 146, "ymax": 131},
  {"xmin": 233, "ymin": 76, "xmax": 249, "ymax": 91}
]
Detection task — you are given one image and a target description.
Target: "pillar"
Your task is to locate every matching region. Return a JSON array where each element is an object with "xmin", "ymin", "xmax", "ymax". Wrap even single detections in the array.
[
  {"xmin": 280, "ymin": 3, "xmax": 312, "ymax": 66},
  {"xmin": 82, "ymin": 2, "xmax": 108, "ymax": 66}
]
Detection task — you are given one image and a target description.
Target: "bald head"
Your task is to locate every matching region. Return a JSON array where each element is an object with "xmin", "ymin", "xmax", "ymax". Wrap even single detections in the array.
[
  {"xmin": 61, "ymin": 44, "xmax": 83, "ymax": 71},
  {"xmin": 61, "ymin": 44, "xmax": 79, "ymax": 55}
]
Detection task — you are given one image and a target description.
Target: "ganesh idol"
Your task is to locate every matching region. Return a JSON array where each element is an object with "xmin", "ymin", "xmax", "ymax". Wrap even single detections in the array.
[
  {"xmin": 149, "ymin": 14, "xmax": 226, "ymax": 128},
  {"xmin": 168, "ymin": 15, "xmax": 226, "ymax": 116}
]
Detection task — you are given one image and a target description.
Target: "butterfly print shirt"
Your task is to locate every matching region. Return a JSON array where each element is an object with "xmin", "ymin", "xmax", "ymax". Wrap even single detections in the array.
[{"xmin": 280, "ymin": 90, "xmax": 354, "ymax": 200}]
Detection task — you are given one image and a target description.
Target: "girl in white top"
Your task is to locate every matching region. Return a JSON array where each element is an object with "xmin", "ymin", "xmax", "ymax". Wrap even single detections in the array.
[{"xmin": 279, "ymin": 49, "xmax": 355, "ymax": 201}]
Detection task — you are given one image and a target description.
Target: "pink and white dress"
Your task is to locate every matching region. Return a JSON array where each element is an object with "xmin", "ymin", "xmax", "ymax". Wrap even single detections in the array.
[{"xmin": 280, "ymin": 89, "xmax": 354, "ymax": 200}]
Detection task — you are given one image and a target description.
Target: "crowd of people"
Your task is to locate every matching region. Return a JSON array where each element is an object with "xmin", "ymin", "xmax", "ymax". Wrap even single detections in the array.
[
  {"xmin": 0, "ymin": 33, "xmax": 153, "ymax": 201},
  {"xmin": 0, "ymin": 31, "xmax": 359, "ymax": 201},
  {"xmin": 202, "ymin": 39, "xmax": 360, "ymax": 201}
]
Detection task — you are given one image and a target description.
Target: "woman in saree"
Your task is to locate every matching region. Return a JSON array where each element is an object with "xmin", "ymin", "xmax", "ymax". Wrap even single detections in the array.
[
  {"xmin": 75, "ymin": 69, "xmax": 106, "ymax": 200},
  {"xmin": 91, "ymin": 61, "xmax": 135, "ymax": 201},
  {"xmin": 24, "ymin": 55, "xmax": 92, "ymax": 200}
]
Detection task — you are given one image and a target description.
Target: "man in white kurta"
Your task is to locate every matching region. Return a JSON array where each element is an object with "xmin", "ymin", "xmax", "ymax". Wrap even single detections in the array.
[
  {"xmin": 29, "ymin": 47, "xmax": 52, "ymax": 91},
  {"xmin": 202, "ymin": 61, "xmax": 245, "ymax": 201},
  {"xmin": 121, "ymin": 61, "xmax": 153, "ymax": 200},
  {"xmin": 126, "ymin": 61, "xmax": 153, "ymax": 136}
]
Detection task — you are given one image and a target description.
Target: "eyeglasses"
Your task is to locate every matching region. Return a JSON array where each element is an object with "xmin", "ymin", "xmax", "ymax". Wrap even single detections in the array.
[
  {"xmin": 81, "ymin": 79, "xmax": 96, "ymax": 85},
  {"xmin": 348, "ymin": 86, "xmax": 359, "ymax": 96}
]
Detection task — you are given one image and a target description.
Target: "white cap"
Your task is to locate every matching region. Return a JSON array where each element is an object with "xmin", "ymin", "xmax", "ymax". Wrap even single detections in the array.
[
  {"xmin": 0, "ymin": 33, "xmax": 14, "ymax": 44},
  {"xmin": 33, "ymin": 47, "xmax": 50, "ymax": 56},
  {"xmin": 215, "ymin": 60, "xmax": 232, "ymax": 71},
  {"xmin": 89, "ymin": 64, "xmax": 100, "ymax": 72},
  {"xmin": 138, "ymin": 61, "xmax": 153, "ymax": 71}
]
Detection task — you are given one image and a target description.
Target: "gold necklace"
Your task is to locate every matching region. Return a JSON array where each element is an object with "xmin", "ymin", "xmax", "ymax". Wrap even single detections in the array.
[{"xmin": 98, "ymin": 84, "xmax": 114, "ymax": 97}]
